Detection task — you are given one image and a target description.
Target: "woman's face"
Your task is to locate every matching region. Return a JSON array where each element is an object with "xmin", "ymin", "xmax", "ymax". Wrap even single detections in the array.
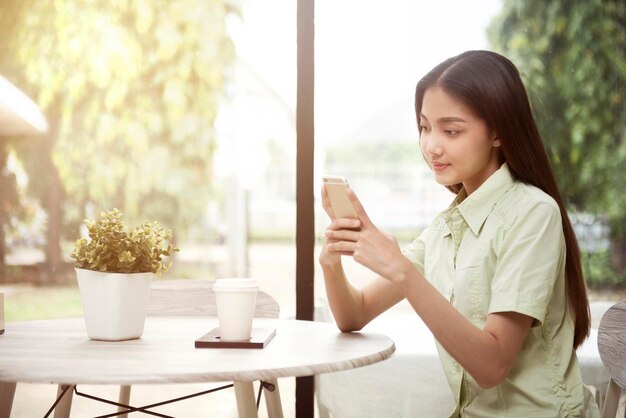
[{"xmin": 419, "ymin": 86, "xmax": 502, "ymax": 195}]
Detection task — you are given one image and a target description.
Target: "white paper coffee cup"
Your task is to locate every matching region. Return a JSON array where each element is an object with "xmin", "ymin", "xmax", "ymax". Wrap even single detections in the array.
[
  {"xmin": 1, "ymin": 292, "xmax": 4, "ymax": 334},
  {"xmin": 213, "ymin": 278, "xmax": 259, "ymax": 341}
]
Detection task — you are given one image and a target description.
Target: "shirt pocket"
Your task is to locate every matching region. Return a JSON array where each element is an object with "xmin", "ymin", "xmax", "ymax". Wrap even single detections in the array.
[{"xmin": 454, "ymin": 264, "xmax": 490, "ymax": 326}]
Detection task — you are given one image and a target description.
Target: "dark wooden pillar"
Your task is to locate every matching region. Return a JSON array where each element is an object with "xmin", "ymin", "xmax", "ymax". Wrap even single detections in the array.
[{"xmin": 296, "ymin": 0, "xmax": 315, "ymax": 416}]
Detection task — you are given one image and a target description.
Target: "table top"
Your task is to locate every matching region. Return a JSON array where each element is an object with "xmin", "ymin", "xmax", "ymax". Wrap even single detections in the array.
[{"xmin": 0, "ymin": 316, "xmax": 395, "ymax": 385}]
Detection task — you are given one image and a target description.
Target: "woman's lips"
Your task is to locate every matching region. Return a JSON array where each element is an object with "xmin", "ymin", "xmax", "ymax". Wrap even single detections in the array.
[{"xmin": 431, "ymin": 162, "xmax": 449, "ymax": 171}]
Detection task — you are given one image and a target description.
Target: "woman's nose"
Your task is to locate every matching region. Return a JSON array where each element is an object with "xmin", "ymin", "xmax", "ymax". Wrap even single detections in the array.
[{"xmin": 424, "ymin": 134, "xmax": 443, "ymax": 156}]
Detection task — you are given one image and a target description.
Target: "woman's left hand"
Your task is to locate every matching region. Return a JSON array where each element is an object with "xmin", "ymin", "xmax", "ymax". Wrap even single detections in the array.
[{"xmin": 325, "ymin": 189, "xmax": 412, "ymax": 284}]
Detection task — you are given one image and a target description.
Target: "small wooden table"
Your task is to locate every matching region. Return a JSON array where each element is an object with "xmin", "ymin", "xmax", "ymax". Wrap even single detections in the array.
[{"xmin": 0, "ymin": 316, "xmax": 395, "ymax": 417}]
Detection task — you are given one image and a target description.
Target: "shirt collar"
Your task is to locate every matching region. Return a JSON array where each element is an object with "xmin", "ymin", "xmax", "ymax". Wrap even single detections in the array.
[{"xmin": 453, "ymin": 163, "xmax": 515, "ymax": 236}]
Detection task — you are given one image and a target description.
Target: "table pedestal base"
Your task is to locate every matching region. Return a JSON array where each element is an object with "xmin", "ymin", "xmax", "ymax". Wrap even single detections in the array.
[
  {"xmin": 263, "ymin": 378, "xmax": 284, "ymax": 418},
  {"xmin": 234, "ymin": 380, "xmax": 284, "ymax": 418},
  {"xmin": 118, "ymin": 385, "xmax": 131, "ymax": 418},
  {"xmin": 235, "ymin": 381, "xmax": 257, "ymax": 417},
  {"xmin": 41, "ymin": 381, "xmax": 283, "ymax": 418},
  {"xmin": 53, "ymin": 384, "xmax": 73, "ymax": 418}
]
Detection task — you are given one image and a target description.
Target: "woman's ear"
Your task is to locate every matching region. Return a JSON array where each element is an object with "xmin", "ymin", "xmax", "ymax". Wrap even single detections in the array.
[{"xmin": 492, "ymin": 132, "xmax": 501, "ymax": 148}]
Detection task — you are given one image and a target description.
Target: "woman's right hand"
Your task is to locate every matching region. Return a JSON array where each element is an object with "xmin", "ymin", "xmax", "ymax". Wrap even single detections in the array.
[{"xmin": 319, "ymin": 185, "xmax": 361, "ymax": 267}]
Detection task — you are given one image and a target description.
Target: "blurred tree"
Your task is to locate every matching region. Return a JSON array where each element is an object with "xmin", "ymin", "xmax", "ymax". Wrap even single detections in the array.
[
  {"xmin": 0, "ymin": 0, "xmax": 235, "ymax": 279},
  {"xmin": 489, "ymin": 0, "xmax": 626, "ymax": 277}
]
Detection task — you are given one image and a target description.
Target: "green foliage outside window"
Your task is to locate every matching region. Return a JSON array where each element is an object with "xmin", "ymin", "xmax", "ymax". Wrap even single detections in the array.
[
  {"xmin": 0, "ymin": 0, "xmax": 236, "ymax": 277},
  {"xmin": 489, "ymin": 0, "xmax": 626, "ymax": 285}
]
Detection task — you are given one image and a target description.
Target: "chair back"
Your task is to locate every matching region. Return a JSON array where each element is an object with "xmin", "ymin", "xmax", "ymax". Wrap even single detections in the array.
[
  {"xmin": 146, "ymin": 279, "xmax": 280, "ymax": 318},
  {"xmin": 598, "ymin": 299, "xmax": 626, "ymax": 418}
]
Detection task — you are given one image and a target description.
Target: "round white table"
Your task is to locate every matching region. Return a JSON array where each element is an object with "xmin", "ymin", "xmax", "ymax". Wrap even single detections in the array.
[{"xmin": 0, "ymin": 316, "xmax": 395, "ymax": 417}]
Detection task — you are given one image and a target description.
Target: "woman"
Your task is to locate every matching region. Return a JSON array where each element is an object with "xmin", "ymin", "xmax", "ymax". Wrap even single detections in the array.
[{"xmin": 320, "ymin": 50, "xmax": 600, "ymax": 417}]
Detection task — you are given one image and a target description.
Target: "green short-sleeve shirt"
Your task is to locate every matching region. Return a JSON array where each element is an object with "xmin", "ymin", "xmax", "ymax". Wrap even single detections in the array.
[{"xmin": 402, "ymin": 164, "xmax": 600, "ymax": 418}]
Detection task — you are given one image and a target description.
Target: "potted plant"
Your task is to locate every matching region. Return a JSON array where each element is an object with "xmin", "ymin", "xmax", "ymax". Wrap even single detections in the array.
[{"xmin": 71, "ymin": 208, "xmax": 177, "ymax": 341}]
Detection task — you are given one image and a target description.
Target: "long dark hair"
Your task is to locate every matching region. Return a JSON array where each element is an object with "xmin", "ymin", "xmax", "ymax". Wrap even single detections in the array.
[{"xmin": 415, "ymin": 50, "xmax": 590, "ymax": 349}]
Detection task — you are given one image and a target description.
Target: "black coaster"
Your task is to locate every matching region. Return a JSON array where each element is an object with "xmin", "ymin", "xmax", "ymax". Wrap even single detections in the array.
[{"xmin": 195, "ymin": 327, "xmax": 276, "ymax": 349}]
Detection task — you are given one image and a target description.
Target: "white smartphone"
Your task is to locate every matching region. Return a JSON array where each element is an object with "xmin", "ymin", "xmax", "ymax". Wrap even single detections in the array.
[{"xmin": 322, "ymin": 175, "xmax": 358, "ymax": 219}]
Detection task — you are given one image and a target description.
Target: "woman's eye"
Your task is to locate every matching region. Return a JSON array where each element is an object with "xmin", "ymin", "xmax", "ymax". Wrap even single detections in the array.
[
  {"xmin": 445, "ymin": 130, "xmax": 460, "ymax": 136},
  {"xmin": 420, "ymin": 125, "xmax": 431, "ymax": 132}
]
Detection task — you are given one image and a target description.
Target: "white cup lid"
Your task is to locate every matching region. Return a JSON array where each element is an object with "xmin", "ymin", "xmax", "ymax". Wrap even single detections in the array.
[{"xmin": 213, "ymin": 278, "xmax": 259, "ymax": 290}]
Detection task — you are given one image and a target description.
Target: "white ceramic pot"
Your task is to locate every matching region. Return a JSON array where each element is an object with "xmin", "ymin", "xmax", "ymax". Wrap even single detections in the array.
[{"xmin": 75, "ymin": 268, "xmax": 153, "ymax": 341}]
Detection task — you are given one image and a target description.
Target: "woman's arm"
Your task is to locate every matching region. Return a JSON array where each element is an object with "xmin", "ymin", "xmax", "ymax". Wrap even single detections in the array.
[
  {"xmin": 320, "ymin": 259, "xmax": 403, "ymax": 332},
  {"xmin": 398, "ymin": 267, "xmax": 533, "ymax": 388},
  {"xmin": 326, "ymin": 188, "xmax": 533, "ymax": 388},
  {"xmin": 319, "ymin": 185, "xmax": 404, "ymax": 332}
]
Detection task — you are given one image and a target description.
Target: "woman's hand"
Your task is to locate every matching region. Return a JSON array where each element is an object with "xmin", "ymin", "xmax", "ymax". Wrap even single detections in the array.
[
  {"xmin": 319, "ymin": 185, "xmax": 361, "ymax": 267},
  {"xmin": 324, "ymin": 188, "xmax": 413, "ymax": 284},
  {"xmin": 319, "ymin": 185, "xmax": 406, "ymax": 331}
]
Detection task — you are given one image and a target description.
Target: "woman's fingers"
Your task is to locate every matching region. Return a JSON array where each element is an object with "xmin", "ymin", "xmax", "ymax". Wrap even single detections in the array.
[
  {"xmin": 326, "ymin": 228, "xmax": 360, "ymax": 242},
  {"xmin": 328, "ymin": 218, "xmax": 361, "ymax": 231},
  {"xmin": 327, "ymin": 240, "xmax": 356, "ymax": 254},
  {"xmin": 346, "ymin": 188, "xmax": 374, "ymax": 228}
]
